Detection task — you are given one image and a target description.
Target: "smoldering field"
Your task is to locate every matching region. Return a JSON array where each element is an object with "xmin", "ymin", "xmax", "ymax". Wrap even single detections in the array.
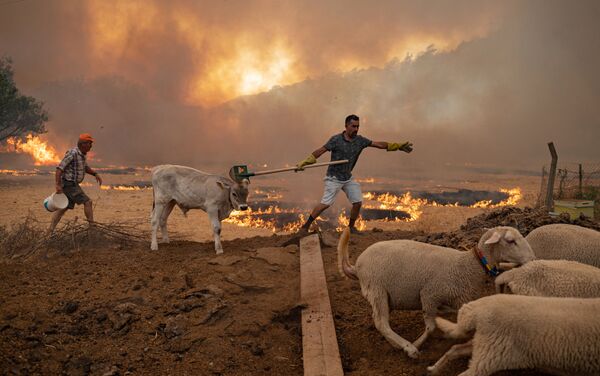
[{"xmin": 0, "ymin": 168, "xmax": 539, "ymax": 240}]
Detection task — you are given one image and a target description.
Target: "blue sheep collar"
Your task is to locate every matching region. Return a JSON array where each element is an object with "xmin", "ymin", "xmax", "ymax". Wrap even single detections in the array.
[{"xmin": 474, "ymin": 247, "xmax": 500, "ymax": 277}]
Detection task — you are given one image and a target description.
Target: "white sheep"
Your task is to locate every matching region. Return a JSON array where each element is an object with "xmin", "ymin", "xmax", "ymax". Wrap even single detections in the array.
[
  {"xmin": 428, "ymin": 295, "xmax": 600, "ymax": 376},
  {"xmin": 337, "ymin": 226, "xmax": 536, "ymax": 358},
  {"xmin": 495, "ymin": 259, "xmax": 600, "ymax": 297},
  {"xmin": 526, "ymin": 223, "xmax": 600, "ymax": 267}
]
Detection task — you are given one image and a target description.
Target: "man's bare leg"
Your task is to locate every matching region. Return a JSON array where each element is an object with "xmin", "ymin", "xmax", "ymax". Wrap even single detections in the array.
[
  {"xmin": 48, "ymin": 208, "xmax": 68, "ymax": 234},
  {"xmin": 349, "ymin": 201, "xmax": 362, "ymax": 232},
  {"xmin": 83, "ymin": 200, "xmax": 94, "ymax": 224},
  {"xmin": 349, "ymin": 202, "xmax": 361, "ymax": 223},
  {"xmin": 310, "ymin": 203, "xmax": 330, "ymax": 219},
  {"xmin": 298, "ymin": 203, "xmax": 330, "ymax": 233}
]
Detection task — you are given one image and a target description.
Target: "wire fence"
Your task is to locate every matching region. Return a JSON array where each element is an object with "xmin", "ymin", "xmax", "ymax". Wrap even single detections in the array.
[{"xmin": 537, "ymin": 162, "xmax": 600, "ymax": 218}]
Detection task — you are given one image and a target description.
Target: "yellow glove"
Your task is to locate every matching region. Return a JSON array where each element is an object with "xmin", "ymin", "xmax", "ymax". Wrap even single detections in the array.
[
  {"xmin": 296, "ymin": 154, "xmax": 317, "ymax": 171},
  {"xmin": 387, "ymin": 142, "xmax": 413, "ymax": 153}
]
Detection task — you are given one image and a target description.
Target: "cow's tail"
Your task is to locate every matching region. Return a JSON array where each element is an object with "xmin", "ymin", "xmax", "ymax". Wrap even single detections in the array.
[
  {"xmin": 337, "ymin": 227, "xmax": 358, "ymax": 280},
  {"xmin": 150, "ymin": 189, "xmax": 155, "ymax": 222}
]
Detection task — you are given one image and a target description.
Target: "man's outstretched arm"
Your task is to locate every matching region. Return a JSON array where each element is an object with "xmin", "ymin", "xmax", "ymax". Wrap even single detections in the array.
[{"xmin": 371, "ymin": 141, "xmax": 413, "ymax": 153}]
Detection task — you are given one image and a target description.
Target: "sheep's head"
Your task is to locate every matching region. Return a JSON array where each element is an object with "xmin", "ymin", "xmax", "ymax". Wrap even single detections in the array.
[{"xmin": 478, "ymin": 226, "xmax": 536, "ymax": 267}]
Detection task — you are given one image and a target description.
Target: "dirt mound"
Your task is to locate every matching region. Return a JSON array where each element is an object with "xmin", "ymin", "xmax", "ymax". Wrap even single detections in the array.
[{"xmin": 414, "ymin": 206, "xmax": 600, "ymax": 249}]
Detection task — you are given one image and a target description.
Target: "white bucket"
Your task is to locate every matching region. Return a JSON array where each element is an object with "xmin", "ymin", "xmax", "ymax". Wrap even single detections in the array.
[{"xmin": 43, "ymin": 193, "xmax": 69, "ymax": 212}]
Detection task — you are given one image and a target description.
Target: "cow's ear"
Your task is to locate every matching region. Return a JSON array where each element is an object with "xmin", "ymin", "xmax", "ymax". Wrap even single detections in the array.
[
  {"xmin": 216, "ymin": 181, "xmax": 230, "ymax": 190},
  {"xmin": 241, "ymin": 178, "xmax": 250, "ymax": 188}
]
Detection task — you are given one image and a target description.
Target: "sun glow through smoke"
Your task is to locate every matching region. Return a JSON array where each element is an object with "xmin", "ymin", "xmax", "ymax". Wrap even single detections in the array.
[
  {"xmin": 83, "ymin": 0, "xmax": 491, "ymax": 107},
  {"xmin": 187, "ymin": 46, "xmax": 299, "ymax": 104}
]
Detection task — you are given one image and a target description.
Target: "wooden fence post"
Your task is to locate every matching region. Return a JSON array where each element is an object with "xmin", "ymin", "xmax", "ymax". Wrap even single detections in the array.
[
  {"xmin": 579, "ymin": 164, "xmax": 583, "ymax": 198},
  {"xmin": 545, "ymin": 142, "xmax": 558, "ymax": 210},
  {"xmin": 537, "ymin": 166, "xmax": 547, "ymax": 207}
]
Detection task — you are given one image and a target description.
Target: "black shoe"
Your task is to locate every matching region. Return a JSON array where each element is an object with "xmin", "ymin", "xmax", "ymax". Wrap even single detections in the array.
[{"xmin": 349, "ymin": 226, "xmax": 363, "ymax": 235}]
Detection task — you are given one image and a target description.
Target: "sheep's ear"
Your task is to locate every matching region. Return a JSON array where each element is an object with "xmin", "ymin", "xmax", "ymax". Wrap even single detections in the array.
[{"xmin": 484, "ymin": 231, "xmax": 502, "ymax": 245}]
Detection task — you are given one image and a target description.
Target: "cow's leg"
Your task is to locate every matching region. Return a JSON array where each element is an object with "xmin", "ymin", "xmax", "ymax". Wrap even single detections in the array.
[
  {"xmin": 151, "ymin": 201, "xmax": 165, "ymax": 251},
  {"xmin": 160, "ymin": 200, "xmax": 176, "ymax": 243},
  {"xmin": 207, "ymin": 209, "xmax": 223, "ymax": 254}
]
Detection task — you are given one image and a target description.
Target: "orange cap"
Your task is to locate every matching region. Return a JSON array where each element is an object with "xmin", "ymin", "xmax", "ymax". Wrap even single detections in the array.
[{"xmin": 79, "ymin": 133, "xmax": 94, "ymax": 142}]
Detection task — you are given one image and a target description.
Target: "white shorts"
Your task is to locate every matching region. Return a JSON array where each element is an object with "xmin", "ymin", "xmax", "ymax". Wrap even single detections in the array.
[{"xmin": 320, "ymin": 176, "xmax": 363, "ymax": 205}]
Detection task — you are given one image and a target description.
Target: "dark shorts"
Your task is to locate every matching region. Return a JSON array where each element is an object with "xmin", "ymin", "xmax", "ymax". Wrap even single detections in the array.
[{"xmin": 62, "ymin": 180, "xmax": 91, "ymax": 209}]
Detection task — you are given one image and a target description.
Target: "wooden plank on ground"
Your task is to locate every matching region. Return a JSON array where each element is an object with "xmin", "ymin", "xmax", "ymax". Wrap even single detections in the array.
[{"xmin": 300, "ymin": 234, "xmax": 344, "ymax": 376}]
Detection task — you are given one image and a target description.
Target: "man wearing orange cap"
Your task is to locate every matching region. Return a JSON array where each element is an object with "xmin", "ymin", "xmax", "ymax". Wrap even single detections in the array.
[{"xmin": 48, "ymin": 133, "xmax": 102, "ymax": 233}]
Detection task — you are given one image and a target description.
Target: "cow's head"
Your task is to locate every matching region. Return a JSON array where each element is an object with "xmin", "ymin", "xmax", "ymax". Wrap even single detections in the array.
[{"xmin": 218, "ymin": 178, "xmax": 249, "ymax": 211}]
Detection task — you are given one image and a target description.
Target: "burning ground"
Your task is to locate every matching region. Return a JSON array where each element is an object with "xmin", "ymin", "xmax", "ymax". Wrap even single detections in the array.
[
  {"xmin": 0, "ymin": 166, "xmax": 529, "ymax": 237},
  {"xmin": 225, "ymin": 186, "xmax": 522, "ymax": 233},
  {"xmin": 0, "ymin": 132, "xmax": 530, "ymax": 237}
]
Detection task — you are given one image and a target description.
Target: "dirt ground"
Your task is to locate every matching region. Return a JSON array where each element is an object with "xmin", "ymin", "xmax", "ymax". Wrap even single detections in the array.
[
  {"xmin": 4, "ymin": 205, "xmax": 598, "ymax": 375},
  {"xmin": 0, "ymin": 228, "xmax": 545, "ymax": 376},
  {"xmin": 1, "ymin": 172, "xmax": 593, "ymax": 375}
]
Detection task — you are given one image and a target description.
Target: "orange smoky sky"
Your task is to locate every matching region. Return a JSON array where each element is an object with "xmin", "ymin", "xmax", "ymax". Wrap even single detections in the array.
[
  {"xmin": 1, "ymin": 0, "xmax": 599, "ymax": 174},
  {"xmin": 14, "ymin": 0, "xmax": 501, "ymax": 106}
]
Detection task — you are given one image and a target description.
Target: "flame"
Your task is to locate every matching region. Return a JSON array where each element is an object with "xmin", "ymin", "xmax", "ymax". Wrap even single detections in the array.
[
  {"xmin": 253, "ymin": 188, "xmax": 283, "ymax": 200},
  {"xmin": 336, "ymin": 212, "xmax": 367, "ymax": 232},
  {"xmin": 100, "ymin": 185, "xmax": 151, "ymax": 191},
  {"xmin": 224, "ymin": 205, "xmax": 305, "ymax": 232},
  {"xmin": 0, "ymin": 168, "xmax": 46, "ymax": 176},
  {"xmin": 363, "ymin": 191, "xmax": 428, "ymax": 221},
  {"xmin": 361, "ymin": 187, "xmax": 522, "ymax": 221},
  {"xmin": 355, "ymin": 177, "xmax": 375, "ymax": 183},
  {"xmin": 469, "ymin": 188, "xmax": 522, "ymax": 208},
  {"xmin": 222, "ymin": 187, "xmax": 522, "ymax": 232},
  {"xmin": 226, "ymin": 204, "xmax": 362, "ymax": 233},
  {"xmin": 5, "ymin": 134, "xmax": 60, "ymax": 166}
]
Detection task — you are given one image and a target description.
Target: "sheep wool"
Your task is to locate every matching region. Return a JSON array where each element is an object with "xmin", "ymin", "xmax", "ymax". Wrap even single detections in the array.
[
  {"xmin": 432, "ymin": 295, "xmax": 600, "ymax": 376},
  {"xmin": 526, "ymin": 224, "xmax": 600, "ymax": 267},
  {"xmin": 336, "ymin": 226, "xmax": 536, "ymax": 359},
  {"xmin": 496, "ymin": 259, "xmax": 600, "ymax": 298}
]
